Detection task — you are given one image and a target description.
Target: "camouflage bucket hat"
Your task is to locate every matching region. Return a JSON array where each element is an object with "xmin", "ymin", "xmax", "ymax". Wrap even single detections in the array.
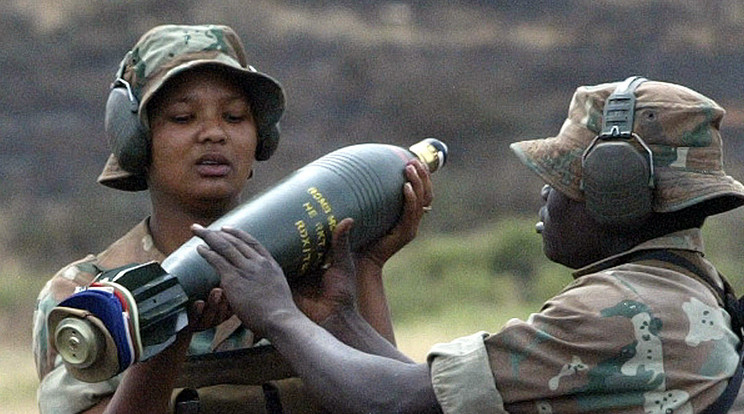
[
  {"xmin": 98, "ymin": 24, "xmax": 285, "ymax": 191},
  {"xmin": 510, "ymin": 79, "xmax": 744, "ymax": 215}
]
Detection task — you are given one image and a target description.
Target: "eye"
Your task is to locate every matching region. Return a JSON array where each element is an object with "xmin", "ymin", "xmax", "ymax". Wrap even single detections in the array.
[
  {"xmin": 171, "ymin": 114, "xmax": 192, "ymax": 124},
  {"xmin": 224, "ymin": 113, "xmax": 246, "ymax": 123}
]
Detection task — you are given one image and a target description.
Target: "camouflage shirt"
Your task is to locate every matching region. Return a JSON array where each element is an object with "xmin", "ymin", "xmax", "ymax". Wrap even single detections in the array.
[
  {"xmin": 32, "ymin": 219, "xmax": 300, "ymax": 413},
  {"xmin": 427, "ymin": 228, "xmax": 741, "ymax": 413}
]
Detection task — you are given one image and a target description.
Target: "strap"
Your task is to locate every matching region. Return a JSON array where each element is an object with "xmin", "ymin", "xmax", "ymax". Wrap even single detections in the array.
[
  {"xmin": 172, "ymin": 384, "xmax": 288, "ymax": 414},
  {"xmin": 263, "ymin": 382, "xmax": 284, "ymax": 414},
  {"xmin": 625, "ymin": 250, "xmax": 727, "ymax": 303},
  {"xmin": 173, "ymin": 388, "xmax": 200, "ymax": 414},
  {"xmin": 175, "ymin": 345, "xmax": 295, "ymax": 388},
  {"xmin": 600, "ymin": 76, "xmax": 647, "ymax": 138}
]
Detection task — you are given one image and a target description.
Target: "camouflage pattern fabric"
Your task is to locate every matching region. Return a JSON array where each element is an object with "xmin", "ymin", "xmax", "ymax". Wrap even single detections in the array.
[
  {"xmin": 427, "ymin": 229, "xmax": 741, "ymax": 413},
  {"xmin": 32, "ymin": 219, "xmax": 320, "ymax": 413},
  {"xmin": 510, "ymin": 80, "xmax": 744, "ymax": 214}
]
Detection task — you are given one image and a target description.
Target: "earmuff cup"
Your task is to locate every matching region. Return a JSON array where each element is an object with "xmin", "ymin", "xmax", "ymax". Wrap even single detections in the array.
[
  {"xmin": 104, "ymin": 86, "xmax": 149, "ymax": 174},
  {"xmin": 256, "ymin": 123, "xmax": 279, "ymax": 161},
  {"xmin": 582, "ymin": 140, "xmax": 653, "ymax": 227}
]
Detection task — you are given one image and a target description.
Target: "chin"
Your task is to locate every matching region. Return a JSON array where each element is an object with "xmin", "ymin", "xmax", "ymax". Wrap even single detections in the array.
[
  {"xmin": 190, "ymin": 197, "xmax": 238, "ymax": 219},
  {"xmin": 196, "ymin": 179, "xmax": 243, "ymax": 197},
  {"xmin": 543, "ymin": 244, "xmax": 580, "ymax": 269},
  {"xmin": 192, "ymin": 187, "xmax": 243, "ymax": 210}
]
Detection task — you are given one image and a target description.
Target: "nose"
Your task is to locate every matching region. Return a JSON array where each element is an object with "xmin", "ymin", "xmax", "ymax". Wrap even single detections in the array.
[
  {"xmin": 540, "ymin": 184, "xmax": 551, "ymax": 201},
  {"xmin": 197, "ymin": 116, "xmax": 227, "ymax": 144}
]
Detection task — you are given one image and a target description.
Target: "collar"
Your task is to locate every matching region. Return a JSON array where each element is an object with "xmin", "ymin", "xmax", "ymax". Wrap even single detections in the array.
[
  {"xmin": 573, "ymin": 228, "xmax": 704, "ymax": 278},
  {"xmin": 95, "ymin": 218, "xmax": 166, "ymax": 269}
]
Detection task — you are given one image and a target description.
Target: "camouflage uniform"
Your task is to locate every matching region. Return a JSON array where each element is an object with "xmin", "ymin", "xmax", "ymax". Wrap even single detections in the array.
[
  {"xmin": 427, "ymin": 80, "xmax": 744, "ymax": 413},
  {"xmin": 33, "ymin": 25, "xmax": 324, "ymax": 413}
]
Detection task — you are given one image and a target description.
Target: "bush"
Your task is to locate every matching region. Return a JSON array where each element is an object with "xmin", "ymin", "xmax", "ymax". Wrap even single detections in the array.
[{"xmin": 384, "ymin": 216, "xmax": 570, "ymax": 324}]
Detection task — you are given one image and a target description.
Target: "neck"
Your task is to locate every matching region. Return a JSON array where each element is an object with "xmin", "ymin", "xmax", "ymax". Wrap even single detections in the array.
[
  {"xmin": 148, "ymin": 194, "xmax": 240, "ymax": 256},
  {"xmin": 584, "ymin": 221, "xmax": 678, "ymax": 266},
  {"xmin": 561, "ymin": 226, "xmax": 649, "ymax": 270}
]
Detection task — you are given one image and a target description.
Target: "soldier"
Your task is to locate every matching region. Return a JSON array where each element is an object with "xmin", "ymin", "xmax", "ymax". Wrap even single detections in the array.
[
  {"xmin": 32, "ymin": 24, "xmax": 432, "ymax": 413},
  {"xmin": 195, "ymin": 78, "xmax": 744, "ymax": 413}
]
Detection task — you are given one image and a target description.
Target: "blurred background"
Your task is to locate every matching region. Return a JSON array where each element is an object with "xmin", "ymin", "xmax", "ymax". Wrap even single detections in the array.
[{"xmin": 3, "ymin": 1, "xmax": 744, "ymax": 412}]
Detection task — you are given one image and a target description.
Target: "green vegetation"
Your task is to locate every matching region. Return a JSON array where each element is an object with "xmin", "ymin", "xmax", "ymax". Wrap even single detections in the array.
[{"xmin": 384, "ymin": 216, "xmax": 568, "ymax": 324}]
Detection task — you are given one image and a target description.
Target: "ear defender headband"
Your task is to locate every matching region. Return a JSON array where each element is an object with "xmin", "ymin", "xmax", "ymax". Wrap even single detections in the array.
[
  {"xmin": 103, "ymin": 52, "xmax": 280, "ymax": 176},
  {"xmin": 581, "ymin": 76, "xmax": 655, "ymax": 228}
]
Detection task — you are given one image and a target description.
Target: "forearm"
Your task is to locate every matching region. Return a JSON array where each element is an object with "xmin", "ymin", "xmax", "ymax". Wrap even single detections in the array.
[
  {"xmin": 355, "ymin": 258, "xmax": 396, "ymax": 344},
  {"xmin": 266, "ymin": 309, "xmax": 441, "ymax": 414},
  {"xmin": 321, "ymin": 306, "xmax": 409, "ymax": 362}
]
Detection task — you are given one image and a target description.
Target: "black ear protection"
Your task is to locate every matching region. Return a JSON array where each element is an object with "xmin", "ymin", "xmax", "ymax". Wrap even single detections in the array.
[
  {"xmin": 103, "ymin": 53, "xmax": 279, "ymax": 176},
  {"xmin": 104, "ymin": 52, "xmax": 149, "ymax": 174},
  {"xmin": 581, "ymin": 76, "xmax": 655, "ymax": 228}
]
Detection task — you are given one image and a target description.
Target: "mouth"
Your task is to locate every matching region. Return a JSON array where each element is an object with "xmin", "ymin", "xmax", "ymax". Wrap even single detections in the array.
[
  {"xmin": 536, "ymin": 206, "xmax": 546, "ymax": 234},
  {"xmin": 196, "ymin": 154, "xmax": 231, "ymax": 177}
]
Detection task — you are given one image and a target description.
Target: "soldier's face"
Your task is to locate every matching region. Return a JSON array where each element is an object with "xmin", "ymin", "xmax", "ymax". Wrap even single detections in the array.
[
  {"xmin": 146, "ymin": 69, "xmax": 258, "ymax": 211},
  {"xmin": 539, "ymin": 185, "xmax": 605, "ymax": 269}
]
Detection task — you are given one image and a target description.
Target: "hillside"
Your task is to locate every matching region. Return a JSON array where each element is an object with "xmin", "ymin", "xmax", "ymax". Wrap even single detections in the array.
[{"xmin": 2, "ymin": 0, "xmax": 744, "ymax": 273}]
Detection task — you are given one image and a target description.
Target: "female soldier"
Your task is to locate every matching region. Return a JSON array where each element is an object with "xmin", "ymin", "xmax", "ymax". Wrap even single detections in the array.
[{"xmin": 32, "ymin": 24, "xmax": 432, "ymax": 414}]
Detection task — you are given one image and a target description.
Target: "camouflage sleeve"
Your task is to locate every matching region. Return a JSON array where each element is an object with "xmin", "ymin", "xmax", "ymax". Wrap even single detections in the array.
[
  {"xmin": 32, "ymin": 256, "xmax": 122, "ymax": 413},
  {"xmin": 38, "ymin": 363, "xmax": 121, "ymax": 414},
  {"xmin": 32, "ymin": 256, "xmax": 97, "ymax": 379},
  {"xmin": 427, "ymin": 332, "xmax": 506, "ymax": 414}
]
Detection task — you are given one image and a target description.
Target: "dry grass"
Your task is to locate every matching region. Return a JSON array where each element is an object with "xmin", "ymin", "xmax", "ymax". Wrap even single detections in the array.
[
  {"xmin": 0, "ymin": 279, "xmax": 39, "ymax": 414},
  {"xmin": 0, "ymin": 342, "xmax": 38, "ymax": 414}
]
